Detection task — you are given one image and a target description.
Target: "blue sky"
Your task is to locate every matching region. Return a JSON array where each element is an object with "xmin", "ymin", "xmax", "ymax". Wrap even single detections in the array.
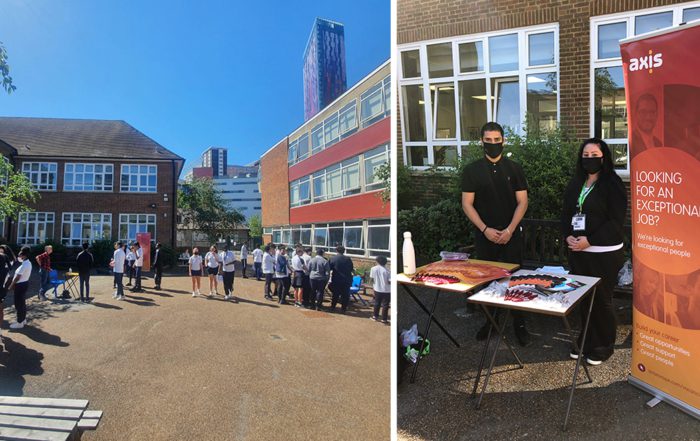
[{"xmin": 0, "ymin": 0, "xmax": 389, "ymax": 172}]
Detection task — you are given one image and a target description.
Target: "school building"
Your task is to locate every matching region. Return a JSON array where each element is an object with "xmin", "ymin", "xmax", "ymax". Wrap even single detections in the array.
[
  {"xmin": 0, "ymin": 117, "xmax": 185, "ymax": 247},
  {"xmin": 259, "ymin": 60, "xmax": 390, "ymax": 263}
]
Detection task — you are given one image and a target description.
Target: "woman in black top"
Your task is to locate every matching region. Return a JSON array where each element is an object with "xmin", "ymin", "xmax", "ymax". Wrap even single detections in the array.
[
  {"xmin": 561, "ymin": 138, "xmax": 626, "ymax": 365},
  {"xmin": 1, "ymin": 244, "xmax": 16, "ymax": 346}
]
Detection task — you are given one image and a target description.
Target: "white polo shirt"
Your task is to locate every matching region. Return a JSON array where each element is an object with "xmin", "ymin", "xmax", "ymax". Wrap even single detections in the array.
[
  {"xmin": 262, "ymin": 253, "xmax": 275, "ymax": 274},
  {"xmin": 14, "ymin": 259, "xmax": 32, "ymax": 283},
  {"xmin": 253, "ymin": 248, "xmax": 263, "ymax": 263},
  {"xmin": 370, "ymin": 265, "xmax": 390, "ymax": 293},
  {"xmin": 113, "ymin": 248, "xmax": 126, "ymax": 274},
  {"xmin": 291, "ymin": 255, "xmax": 305, "ymax": 272},
  {"xmin": 220, "ymin": 250, "xmax": 236, "ymax": 273}
]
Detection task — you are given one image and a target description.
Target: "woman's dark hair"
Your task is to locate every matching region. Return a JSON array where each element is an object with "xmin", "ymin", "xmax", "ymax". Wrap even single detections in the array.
[
  {"xmin": 0, "ymin": 244, "xmax": 16, "ymax": 263},
  {"xmin": 18, "ymin": 247, "xmax": 30, "ymax": 258},
  {"xmin": 575, "ymin": 137, "xmax": 616, "ymax": 182}
]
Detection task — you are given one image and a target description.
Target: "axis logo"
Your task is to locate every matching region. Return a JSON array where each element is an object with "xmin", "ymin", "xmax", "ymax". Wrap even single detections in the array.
[{"xmin": 629, "ymin": 49, "xmax": 663, "ymax": 74}]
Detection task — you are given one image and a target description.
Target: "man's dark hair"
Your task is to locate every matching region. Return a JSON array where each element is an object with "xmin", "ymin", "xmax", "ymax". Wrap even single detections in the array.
[
  {"xmin": 156, "ymin": 243, "xmax": 161, "ymax": 249},
  {"xmin": 636, "ymin": 93, "xmax": 658, "ymax": 111},
  {"xmin": 376, "ymin": 255, "xmax": 388, "ymax": 266},
  {"xmin": 480, "ymin": 121, "xmax": 504, "ymax": 139},
  {"xmin": 264, "ymin": 245, "xmax": 270, "ymax": 253},
  {"xmin": 115, "ymin": 241, "xmax": 122, "ymax": 247},
  {"xmin": 316, "ymin": 248, "xmax": 325, "ymax": 256},
  {"xmin": 336, "ymin": 245, "xmax": 345, "ymax": 254},
  {"xmin": 82, "ymin": 242, "xmax": 89, "ymax": 250}
]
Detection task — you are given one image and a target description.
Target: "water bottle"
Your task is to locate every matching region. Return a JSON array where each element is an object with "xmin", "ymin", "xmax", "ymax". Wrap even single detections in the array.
[
  {"xmin": 403, "ymin": 231, "xmax": 416, "ymax": 275},
  {"xmin": 69, "ymin": 267, "xmax": 72, "ymax": 273}
]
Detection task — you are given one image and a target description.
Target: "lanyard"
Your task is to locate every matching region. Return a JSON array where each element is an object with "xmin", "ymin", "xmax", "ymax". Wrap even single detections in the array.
[{"xmin": 577, "ymin": 182, "xmax": 595, "ymax": 212}]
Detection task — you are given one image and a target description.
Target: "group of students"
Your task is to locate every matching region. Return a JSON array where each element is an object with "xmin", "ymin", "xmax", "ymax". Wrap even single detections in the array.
[
  {"xmin": 110, "ymin": 241, "xmax": 164, "ymax": 300},
  {"xmin": 257, "ymin": 242, "xmax": 391, "ymax": 322},
  {"xmin": 186, "ymin": 244, "xmax": 246, "ymax": 300}
]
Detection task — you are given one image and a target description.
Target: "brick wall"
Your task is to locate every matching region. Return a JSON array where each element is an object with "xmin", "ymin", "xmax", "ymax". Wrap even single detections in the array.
[
  {"xmin": 9, "ymin": 158, "xmax": 178, "ymax": 246},
  {"xmin": 260, "ymin": 138, "xmax": 290, "ymax": 229}
]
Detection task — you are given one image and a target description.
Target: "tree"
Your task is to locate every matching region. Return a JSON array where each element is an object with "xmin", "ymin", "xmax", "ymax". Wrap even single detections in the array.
[
  {"xmin": 0, "ymin": 158, "xmax": 38, "ymax": 227},
  {"xmin": 0, "ymin": 42, "xmax": 16, "ymax": 94},
  {"xmin": 248, "ymin": 214, "xmax": 262, "ymax": 239},
  {"xmin": 178, "ymin": 178, "xmax": 245, "ymax": 244}
]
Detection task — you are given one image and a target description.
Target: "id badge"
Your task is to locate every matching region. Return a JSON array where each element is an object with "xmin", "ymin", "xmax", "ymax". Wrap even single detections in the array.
[{"xmin": 571, "ymin": 214, "xmax": 586, "ymax": 232}]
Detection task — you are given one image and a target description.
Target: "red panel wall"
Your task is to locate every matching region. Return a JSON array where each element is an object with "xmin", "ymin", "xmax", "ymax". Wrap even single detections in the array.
[
  {"xmin": 289, "ymin": 190, "xmax": 389, "ymax": 224},
  {"xmin": 288, "ymin": 117, "xmax": 389, "ymax": 182}
]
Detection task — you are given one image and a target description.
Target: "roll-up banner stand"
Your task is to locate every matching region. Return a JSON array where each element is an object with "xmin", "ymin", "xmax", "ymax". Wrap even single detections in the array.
[{"xmin": 620, "ymin": 21, "xmax": 700, "ymax": 419}]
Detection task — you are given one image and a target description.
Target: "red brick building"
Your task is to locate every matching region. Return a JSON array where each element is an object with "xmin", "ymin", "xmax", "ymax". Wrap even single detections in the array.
[
  {"xmin": 0, "ymin": 117, "xmax": 185, "ymax": 247},
  {"xmin": 397, "ymin": 0, "xmax": 700, "ymax": 205},
  {"xmin": 260, "ymin": 61, "xmax": 390, "ymax": 262}
]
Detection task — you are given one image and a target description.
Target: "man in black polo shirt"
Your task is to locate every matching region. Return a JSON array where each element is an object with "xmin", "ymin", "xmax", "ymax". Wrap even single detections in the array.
[{"xmin": 461, "ymin": 121, "xmax": 531, "ymax": 346}]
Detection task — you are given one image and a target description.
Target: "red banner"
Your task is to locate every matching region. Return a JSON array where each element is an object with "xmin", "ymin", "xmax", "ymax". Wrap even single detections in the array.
[
  {"xmin": 137, "ymin": 232, "xmax": 151, "ymax": 272},
  {"xmin": 621, "ymin": 22, "xmax": 700, "ymax": 417}
]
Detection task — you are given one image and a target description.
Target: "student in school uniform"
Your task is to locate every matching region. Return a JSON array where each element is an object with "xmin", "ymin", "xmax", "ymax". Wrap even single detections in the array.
[
  {"xmin": 370, "ymin": 255, "xmax": 391, "ymax": 324},
  {"xmin": 301, "ymin": 247, "xmax": 313, "ymax": 308},
  {"xmin": 252, "ymin": 246, "xmax": 264, "ymax": 281},
  {"xmin": 111, "ymin": 242, "xmax": 126, "ymax": 300},
  {"xmin": 153, "ymin": 243, "xmax": 163, "ymax": 290},
  {"xmin": 308, "ymin": 248, "xmax": 330, "ymax": 311},
  {"xmin": 76, "ymin": 242, "xmax": 94, "ymax": 302},
  {"xmin": 262, "ymin": 245, "xmax": 275, "ymax": 300},
  {"xmin": 274, "ymin": 247, "xmax": 290, "ymax": 305},
  {"xmin": 8, "ymin": 247, "xmax": 33, "ymax": 329},
  {"xmin": 130, "ymin": 242, "xmax": 145, "ymax": 293},
  {"xmin": 125, "ymin": 244, "xmax": 136, "ymax": 286},
  {"xmin": 204, "ymin": 245, "xmax": 221, "ymax": 297},
  {"xmin": 220, "ymin": 245, "xmax": 237, "ymax": 301},
  {"xmin": 291, "ymin": 247, "xmax": 307, "ymax": 308},
  {"xmin": 189, "ymin": 248, "xmax": 203, "ymax": 297},
  {"xmin": 240, "ymin": 244, "xmax": 249, "ymax": 278}
]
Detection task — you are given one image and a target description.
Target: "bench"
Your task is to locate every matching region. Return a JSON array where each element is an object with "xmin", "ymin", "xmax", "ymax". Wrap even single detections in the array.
[{"xmin": 0, "ymin": 396, "xmax": 103, "ymax": 440}]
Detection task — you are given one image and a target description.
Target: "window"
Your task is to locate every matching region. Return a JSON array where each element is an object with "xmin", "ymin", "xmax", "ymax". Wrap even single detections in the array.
[
  {"xmin": 312, "ymin": 170, "xmax": 326, "ymax": 202},
  {"xmin": 339, "ymin": 101, "xmax": 358, "ymax": 137},
  {"xmin": 431, "ymin": 83, "xmax": 457, "ymax": 139},
  {"xmin": 590, "ymin": 5, "xmax": 695, "ymax": 176},
  {"xmin": 527, "ymin": 72, "xmax": 558, "ymax": 132},
  {"xmin": 323, "ymin": 113, "xmax": 340, "ymax": 147},
  {"xmin": 341, "ymin": 157, "xmax": 360, "ymax": 196},
  {"xmin": 64, "ymin": 163, "xmax": 113, "ymax": 192},
  {"xmin": 401, "ymin": 85, "xmax": 427, "ymax": 142},
  {"xmin": 328, "ymin": 223, "xmax": 344, "ymax": 249},
  {"xmin": 399, "ymin": 24, "xmax": 559, "ymax": 168},
  {"xmin": 120, "ymin": 164, "xmax": 157, "ymax": 192},
  {"xmin": 383, "ymin": 75, "xmax": 391, "ymax": 118},
  {"xmin": 118, "ymin": 214, "xmax": 156, "ymax": 243},
  {"xmin": 427, "ymin": 43, "xmax": 453, "ymax": 78},
  {"xmin": 367, "ymin": 219, "xmax": 390, "ymax": 257},
  {"xmin": 401, "ymin": 50, "xmax": 421, "ymax": 78},
  {"xmin": 22, "ymin": 162, "xmax": 57, "ymax": 191},
  {"xmin": 272, "ymin": 230, "xmax": 281, "ymax": 243},
  {"xmin": 288, "ymin": 139, "xmax": 298, "ymax": 164},
  {"xmin": 343, "ymin": 221, "xmax": 363, "ymax": 255},
  {"xmin": 263, "ymin": 227, "xmax": 272, "ymax": 235},
  {"xmin": 290, "ymin": 177, "xmax": 311, "ymax": 207},
  {"xmin": 313, "ymin": 224, "xmax": 328, "ymax": 247},
  {"xmin": 297, "ymin": 134, "xmax": 310, "ymax": 161},
  {"xmin": 459, "ymin": 41, "xmax": 483, "ymax": 73},
  {"xmin": 18, "ymin": 212, "xmax": 54, "ymax": 245},
  {"xmin": 364, "ymin": 144, "xmax": 389, "ymax": 190},
  {"xmin": 61, "ymin": 213, "xmax": 112, "ymax": 246},
  {"xmin": 361, "ymin": 82, "xmax": 385, "ymax": 128},
  {"xmin": 311, "ymin": 123, "xmax": 324, "ymax": 154},
  {"xmin": 489, "ymin": 34, "xmax": 518, "ymax": 72},
  {"xmin": 326, "ymin": 164, "xmax": 342, "ymax": 199},
  {"xmin": 300, "ymin": 225, "xmax": 312, "ymax": 246},
  {"xmin": 292, "ymin": 226, "xmax": 301, "ymax": 246}
]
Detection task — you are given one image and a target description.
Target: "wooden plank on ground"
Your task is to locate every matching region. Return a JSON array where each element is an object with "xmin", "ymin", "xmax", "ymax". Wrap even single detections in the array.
[
  {"xmin": 77, "ymin": 418, "xmax": 100, "ymax": 430},
  {"xmin": 0, "ymin": 397, "xmax": 88, "ymax": 409},
  {"xmin": 0, "ymin": 426, "xmax": 71, "ymax": 441},
  {"xmin": 0, "ymin": 405, "xmax": 83, "ymax": 419},
  {"xmin": 81, "ymin": 410, "xmax": 102, "ymax": 419},
  {"xmin": 0, "ymin": 414, "xmax": 77, "ymax": 431}
]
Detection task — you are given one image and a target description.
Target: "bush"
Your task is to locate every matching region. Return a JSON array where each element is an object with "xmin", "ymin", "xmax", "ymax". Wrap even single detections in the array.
[
  {"xmin": 156, "ymin": 243, "xmax": 178, "ymax": 269},
  {"xmin": 90, "ymin": 239, "xmax": 115, "ymax": 267},
  {"xmin": 397, "ymin": 199, "xmax": 472, "ymax": 265}
]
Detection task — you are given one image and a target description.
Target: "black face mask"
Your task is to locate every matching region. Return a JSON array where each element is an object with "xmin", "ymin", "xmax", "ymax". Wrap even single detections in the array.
[
  {"xmin": 483, "ymin": 142, "xmax": 504, "ymax": 159},
  {"xmin": 581, "ymin": 157, "xmax": 603, "ymax": 174}
]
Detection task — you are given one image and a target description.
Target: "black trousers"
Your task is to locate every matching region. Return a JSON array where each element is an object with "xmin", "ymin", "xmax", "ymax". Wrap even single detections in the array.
[
  {"xmin": 569, "ymin": 249, "xmax": 625, "ymax": 360},
  {"xmin": 127, "ymin": 261, "xmax": 134, "ymax": 283},
  {"xmin": 475, "ymin": 229, "xmax": 526, "ymax": 327},
  {"xmin": 254, "ymin": 262, "xmax": 262, "ymax": 280},
  {"xmin": 275, "ymin": 277, "xmax": 288, "ymax": 303},
  {"xmin": 373, "ymin": 291, "xmax": 391, "ymax": 321},
  {"xmin": 330, "ymin": 282, "xmax": 351, "ymax": 311},
  {"xmin": 301, "ymin": 275, "xmax": 312, "ymax": 306},
  {"xmin": 264, "ymin": 273, "xmax": 273, "ymax": 297},
  {"xmin": 310, "ymin": 278, "xmax": 327, "ymax": 307},
  {"xmin": 79, "ymin": 271, "xmax": 90, "ymax": 299},
  {"xmin": 133, "ymin": 266, "xmax": 142, "ymax": 290},
  {"xmin": 223, "ymin": 271, "xmax": 235, "ymax": 296},
  {"xmin": 154, "ymin": 266, "xmax": 162, "ymax": 287},
  {"xmin": 241, "ymin": 259, "xmax": 248, "ymax": 277},
  {"xmin": 13, "ymin": 281, "xmax": 29, "ymax": 323}
]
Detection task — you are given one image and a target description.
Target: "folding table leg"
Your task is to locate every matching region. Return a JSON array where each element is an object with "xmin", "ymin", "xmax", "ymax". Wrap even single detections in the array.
[
  {"xmin": 471, "ymin": 309, "xmax": 494, "ymax": 397},
  {"xmin": 563, "ymin": 287, "xmax": 597, "ymax": 431},
  {"xmin": 409, "ymin": 289, "xmax": 444, "ymax": 383},
  {"xmin": 402, "ymin": 285, "xmax": 460, "ymax": 348}
]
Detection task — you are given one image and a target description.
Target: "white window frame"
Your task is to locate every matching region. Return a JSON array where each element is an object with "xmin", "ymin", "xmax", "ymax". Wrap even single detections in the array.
[
  {"xmin": 589, "ymin": 2, "xmax": 700, "ymax": 179},
  {"xmin": 21, "ymin": 162, "xmax": 58, "ymax": 191},
  {"xmin": 398, "ymin": 23, "xmax": 560, "ymax": 170},
  {"xmin": 17, "ymin": 212, "xmax": 55, "ymax": 245},
  {"xmin": 367, "ymin": 219, "xmax": 391, "ymax": 257},
  {"xmin": 120, "ymin": 164, "xmax": 157, "ymax": 193},
  {"xmin": 118, "ymin": 213, "xmax": 156, "ymax": 243},
  {"xmin": 360, "ymin": 81, "xmax": 385, "ymax": 128},
  {"xmin": 278, "ymin": 220, "xmax": 392, "ymax": 259},
  {"xmin": 61, "ymin": 212, "xmax": 112, "ymax": 246},
  {"xmin": 338, "ymin": 101, "xmax": 358, "ymax": 137},
  {"xmin": 63, "ymin": 163, "xmax": 114, "ymax": 192}
]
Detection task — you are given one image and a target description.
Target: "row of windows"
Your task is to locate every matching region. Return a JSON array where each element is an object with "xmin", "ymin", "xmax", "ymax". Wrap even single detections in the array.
[
  {"xmin": 398, "ymin": 3, "xmax": 700, "ymax": 175},
  {"xmin": 20, "ymin": 162, "xmax": 159, "ymax": 192},
  {"xmin": 269, "ymin": 219, "xmax": 390, "ymax": 258},
  {"xmin": 288, "ymin": 74, "xmax": 391, "ymax": 165},
  {"xmin": 399, "ymin": 24, "xmax": 558, "ymax": 168},
  {"xmin": 16, "ymin": 212, "xmax": 157, "ymax": 245},
  {"xmin": 289, "ymin": 144, "xmax": 389, "ymax": 207}
]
